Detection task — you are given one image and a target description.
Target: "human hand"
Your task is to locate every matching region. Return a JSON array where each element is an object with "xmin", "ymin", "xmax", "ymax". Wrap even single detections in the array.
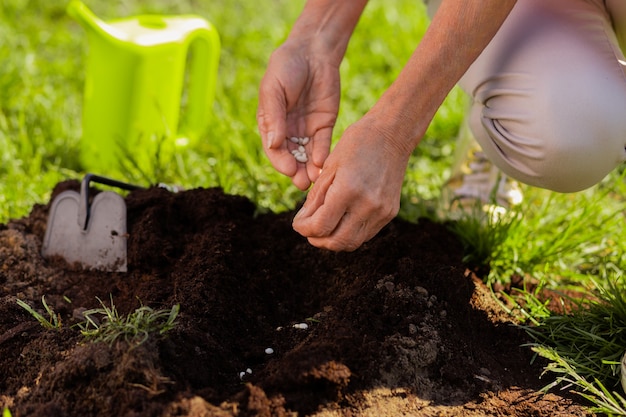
[
  {"xmin": 291, "ymin": 117, "xmax": 412, "ymax": 251},
  {"xmin": 257, "ymin": 41, "xmax": 340, "ymax": 190}
]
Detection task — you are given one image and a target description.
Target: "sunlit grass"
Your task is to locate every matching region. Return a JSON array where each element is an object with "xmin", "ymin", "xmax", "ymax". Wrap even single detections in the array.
[
  {"xmin": 507, "ymin": 271, "xmax": 626, "ymax": 415},
  {"xmin": 0, "ymin": 0, "xmax": 456, "ymax": 220},
  {"xmin": 491, "ymin": 176, "xmax": 626, "ymax": 286}
]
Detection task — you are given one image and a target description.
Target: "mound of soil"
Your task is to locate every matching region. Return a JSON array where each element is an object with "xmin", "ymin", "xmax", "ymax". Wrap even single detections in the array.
[{"xmin": 0, "ymin": 181, "xmax": 592, "ymax": 416}]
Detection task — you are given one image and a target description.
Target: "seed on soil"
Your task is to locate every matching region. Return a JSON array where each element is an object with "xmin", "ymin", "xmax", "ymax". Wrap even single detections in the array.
[
  {"xmin": 239, "ymin": 368, "xmax": 252, "ymax": 379},
  {"xmin": 474, "ymin": 374, "xmax": 492, "ymax": 384},
  {"xmin": 293, "ymin": 323, "xmax": 309, "ymax": 330},
  {"xmin": 238, "ymin": 369, "xmax": 252, "ymax": 380},
  {"xmin": 265, "ymin": 347, "xmax": 274, "ymax": 354}
]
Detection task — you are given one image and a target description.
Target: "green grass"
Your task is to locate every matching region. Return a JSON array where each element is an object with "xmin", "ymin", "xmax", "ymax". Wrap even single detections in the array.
[
  {"xmin": 457, "ymin": 178, "xmax": 626, "ymax": 288},
  {"xmin": 3, "ymin": 0, "xmax": 626, "ymax": 414},
  {"xmin": 518, "ymin": 273, "xmax": 626, "ymax": 416},
  {"xmin": 0, "ymin": 0, "xmax": 455, "ymax": 220},
  {"xmin": 17, "ymin": 293, "xmax": 179, "ymax": 346},
  {"xmin": 77, "ymin": 296, "xmax": 179, "ymax": 346},
  {"xmin": 16, "ymin": 296, "xmax": 62, "ymax": 330}
]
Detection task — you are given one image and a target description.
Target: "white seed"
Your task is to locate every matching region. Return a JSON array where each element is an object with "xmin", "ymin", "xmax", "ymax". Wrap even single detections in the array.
[
  {"xmin": 239, "ymin": 371, "xmax": 246, "ymax": 379},
  {"xmin": 294, "ymin": 153, "xmax": 308, "ymax": 163},
  {"xmin": 290, "ymin": 136, "xmax": 309, "ymax": 163},
  {"xmin": 293, "ymin": 323, "xmax": 309, "ymax": 330},
  {"xmin": 246, "ymin": 368, "xmax": 252, "ymax": 374},
  {"xmin": 265, "ymin": 347, "xmax": 274, "ymax": 355}
]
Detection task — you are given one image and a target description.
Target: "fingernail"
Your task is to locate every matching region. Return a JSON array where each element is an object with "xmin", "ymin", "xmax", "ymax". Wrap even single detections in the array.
[
  {"xmin": 294, "ymin": 205, "xmax": 307, "ymax": 220},
  {"xmin": 267, "ymin": 131, "xmax": 275, "ymax": 149}
]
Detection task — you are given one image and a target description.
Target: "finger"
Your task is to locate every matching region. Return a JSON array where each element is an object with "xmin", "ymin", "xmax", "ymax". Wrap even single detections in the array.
[
  {"xmin": 257, "ymin": 76, "xmax": 287, "ymax": 150},
  {"xmin": 257, "ymin": 82, "xmax": 302, "ymax": 178},
  {"xmin": 310, "ymin": 127, "xmax": 332, "ymax": 168},
  {"xmin": 265, "ymin": 147, "xmax": 298, "ymax": 178},
  {"xmin": 306, "ymin": 212, "xmax": 370, "ymax": 252},
  {"xmin": 302, "ymin": 129, "xmax": 330, "ymax": 183},
  {"xmin": 293, "ymin": 168, "xmax": 334, "ymax": 220},
  {"xmin": 293, "ymin": 172, "xmax": 345, "ymax": 238},
  {"xmin": 308, "ymin": 203, "xmax": 393, "ymax": 252},
  {"xmin": 291, "ymin": 164, "xmax": 312, "ymax": 190},
  {"xmin": 306, "ymin": 163, "xmax": 323, "ymax": 183}
]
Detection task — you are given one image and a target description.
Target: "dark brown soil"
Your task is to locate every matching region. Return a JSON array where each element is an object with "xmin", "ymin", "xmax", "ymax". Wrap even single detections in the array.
[{"xmin": 0, "ymin": 181, "xmax": 593, "ymax": 416}]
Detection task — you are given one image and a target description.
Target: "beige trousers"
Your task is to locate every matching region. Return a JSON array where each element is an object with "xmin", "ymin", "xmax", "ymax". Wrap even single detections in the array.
[{"xmin": 426, "ymin": 0, "xmax": 626, "ymax": 192}]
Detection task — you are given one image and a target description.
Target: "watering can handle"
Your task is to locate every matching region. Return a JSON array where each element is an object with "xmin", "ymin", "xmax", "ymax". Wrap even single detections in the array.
[
  {"xmin": 181, "ymin": 23, "xmax": 221, "ymax": 141},
  {"xmin": 78, "ymin": 174, "xmax": 143, "ymax": 231}
]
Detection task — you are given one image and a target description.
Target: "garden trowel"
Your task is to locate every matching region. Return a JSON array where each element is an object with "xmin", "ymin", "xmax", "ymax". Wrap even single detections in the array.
[{"xmin": 41, "ymin": 174, "xmax": 142, "ymax": 272}]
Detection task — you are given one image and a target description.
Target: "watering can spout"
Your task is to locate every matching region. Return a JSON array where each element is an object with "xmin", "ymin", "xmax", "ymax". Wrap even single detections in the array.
[
  {"xmin": 66, "ymin": 0, "xmax": 96, "ymax": 28},
  {"xmin": 67, "ymin": 1, "xmax": 126, "ymax": 42}
]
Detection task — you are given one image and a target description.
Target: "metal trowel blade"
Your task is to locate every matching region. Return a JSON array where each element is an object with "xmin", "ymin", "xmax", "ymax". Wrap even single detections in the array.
[{"xmin": 41, "ymin": 189, "xmax": 129, "ymax": 272}]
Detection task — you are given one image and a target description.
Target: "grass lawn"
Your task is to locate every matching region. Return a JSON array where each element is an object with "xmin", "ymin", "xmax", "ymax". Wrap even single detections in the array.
[{"xmin": 2, "ymin": 0, "xmax": 626, "ymax": 414}]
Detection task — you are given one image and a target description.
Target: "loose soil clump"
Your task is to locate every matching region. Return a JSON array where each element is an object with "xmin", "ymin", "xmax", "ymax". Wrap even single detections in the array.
[{"xmin": 0, "ymin": 181, "xmax": 592, "ymax": 416}]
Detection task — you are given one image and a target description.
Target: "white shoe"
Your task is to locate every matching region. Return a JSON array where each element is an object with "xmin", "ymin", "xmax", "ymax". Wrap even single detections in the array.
[{"xmin": 441, "ymin": 122, "xmax": 523, "ymax": 219}]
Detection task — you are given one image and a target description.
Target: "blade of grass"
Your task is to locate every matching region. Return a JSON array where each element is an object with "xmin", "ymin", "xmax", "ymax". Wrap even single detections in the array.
[{"xmin": 16, "ymin": 295, "xmax": 61, "ymax": 330}]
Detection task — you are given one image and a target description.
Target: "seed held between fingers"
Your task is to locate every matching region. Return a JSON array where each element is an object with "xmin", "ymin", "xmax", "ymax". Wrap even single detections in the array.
[
  {"xmin": 294, "ymin": 153, "xmax": 308, "ymax": 163},
  {"xmin": 288, "ymin": 136, "xmax": 310, "ymax": 163}
]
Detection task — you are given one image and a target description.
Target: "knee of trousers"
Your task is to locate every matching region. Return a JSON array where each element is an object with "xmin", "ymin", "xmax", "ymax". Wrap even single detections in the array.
[{"xmin": 468, "ymin": 75, "xmax": 626, "ymax": 193}]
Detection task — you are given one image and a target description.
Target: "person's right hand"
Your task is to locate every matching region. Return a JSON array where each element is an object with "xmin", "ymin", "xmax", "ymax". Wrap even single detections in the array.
[
  {"xmin": 291, "ymin": 111, "xmax": 413, "ymax": 252},
  {"xmin": 257, "ymin": 40, "xmax": 341, "ymax": 190}
]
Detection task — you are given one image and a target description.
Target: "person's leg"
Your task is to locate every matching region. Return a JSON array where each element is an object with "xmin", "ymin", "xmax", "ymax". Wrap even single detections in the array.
[
  {"xmin": 424, "ymin": 0, "xmax": 524, "ymax": 211},
  {"xmin": 460, "ymin": 0, "xmax": 626, "ymax": 193}
]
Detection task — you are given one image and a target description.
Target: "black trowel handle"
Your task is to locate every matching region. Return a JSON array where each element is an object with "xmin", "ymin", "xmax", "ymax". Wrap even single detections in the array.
[
  {"xmin": 83, "ymin": 174, "xmax": 144, "ymax": 193},
  {"xmin": 78, "ymin": 174, "xmax": 144, "ymax": 230}
]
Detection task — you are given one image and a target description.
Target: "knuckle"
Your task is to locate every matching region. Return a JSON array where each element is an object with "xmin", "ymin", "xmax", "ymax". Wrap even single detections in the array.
[
  {"xmin": 361, "ymin": 194, "xmax": 398, "ymax": 221},
  {"xmin": 309, "ymin": 218, "xmax": 335, "ymax": 237},
  {"xmin": 329, "ymin": 180, "xmax": 360, "ymax": 200}
]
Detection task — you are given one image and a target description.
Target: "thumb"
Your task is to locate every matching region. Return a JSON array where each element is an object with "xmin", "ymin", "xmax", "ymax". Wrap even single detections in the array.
[{"xmin": 257, "ymin": 77, "xmax": 287, "ymax": 150}]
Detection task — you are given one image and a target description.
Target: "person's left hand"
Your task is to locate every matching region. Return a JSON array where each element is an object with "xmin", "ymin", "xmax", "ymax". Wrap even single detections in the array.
[
  {"xmin": 257, "ymin": 40, "xmax": 341, "ymax": 190},
  {"xmin": 292, "ymin": 116, "xmax": 412, "ymax": 251}
]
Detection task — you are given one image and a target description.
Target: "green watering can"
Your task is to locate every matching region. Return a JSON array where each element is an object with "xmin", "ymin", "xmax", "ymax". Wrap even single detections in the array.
[{"xmin": 67, "ymin": 1, "xmax": 220, "ymax": 175}]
